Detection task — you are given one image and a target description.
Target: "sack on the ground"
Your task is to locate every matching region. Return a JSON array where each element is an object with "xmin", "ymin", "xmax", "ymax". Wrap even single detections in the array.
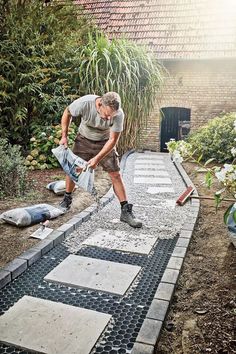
[
  {"xmin": 52, "ymin": 145, "xmax": 94, "ymax": 193},
  {"xmin": 0, "ymin": 204, "xmax": 65, "ymax": 227},
  {"xmin": 46, "ymin": 180, "xmax": 66, "ymax": 195}
]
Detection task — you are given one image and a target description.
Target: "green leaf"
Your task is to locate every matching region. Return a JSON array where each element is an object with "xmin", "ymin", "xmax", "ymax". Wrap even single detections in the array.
[
  {"xmin": 233, "ymin": 210, "xmax": 236, "ymax": 223},
  {"xmin": 204, "ymin": 158, "xmax": 215, "ymax": 166},
  {"xmin": 224, "ymin": 203, "xmax": 234, "ymax": 225},
  {"xmin": 205, "ymin": 171, "xmax": 212, "ymax": 189}
]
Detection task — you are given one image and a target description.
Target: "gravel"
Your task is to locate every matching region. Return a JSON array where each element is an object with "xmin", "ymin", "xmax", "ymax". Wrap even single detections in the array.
[{"xmin": 64, "ymin": 151, "xmax": 192, "ymax": 253}]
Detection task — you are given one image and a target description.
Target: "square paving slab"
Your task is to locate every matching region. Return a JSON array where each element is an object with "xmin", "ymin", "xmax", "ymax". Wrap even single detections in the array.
[
  {"xmin": 44, "ymin": 255, "xmax": 141, "ymax": 295},
  {"xmin": 82, "ymin": 229, "xmax": 158, "ymax": 255},
  {"xmin": 136, "ymin": 156, "xmax": 164, "ymax": 160},
  {"xmin": 135, "ymin": 160, "xmax": 165, "ymax": 165},
  {"xmin": 0, "ymin": 295, "xmax": 111, "ymax": 354},
  {"xmin": 134, "ymin": 177, "xmax": 172, "ymax": 184},
  {"xmin": 134, "ymin": 170, "xmax": 169, "ymax": 176},
  {"xmin": 147, "ymin": 187, "xmax": 175, "ymax": 194}
]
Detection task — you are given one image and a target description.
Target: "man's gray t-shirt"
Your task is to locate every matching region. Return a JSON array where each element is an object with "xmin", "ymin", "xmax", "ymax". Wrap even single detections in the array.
[{"xmin": 68, "ymin": 95, "xmax": 124, "ymax": 141}]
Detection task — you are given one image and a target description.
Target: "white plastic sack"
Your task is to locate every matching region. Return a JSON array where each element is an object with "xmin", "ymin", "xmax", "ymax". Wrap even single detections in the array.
[
  {"xmin": 52, "ymin": 145, "xmax": 94, "ymax": 193},
  {"xmin": 0, "ymin": 204, "xmax": 65, "ymax": 227},
  {"xmin": 46, "ymin": 180, "xmax": 66, "ymax": 195}
]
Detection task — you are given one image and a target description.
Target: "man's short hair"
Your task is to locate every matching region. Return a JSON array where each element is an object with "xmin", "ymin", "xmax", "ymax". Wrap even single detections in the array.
[{"xmin": 101, "ymin": 92, "xmax": 121, "ymax": 111}]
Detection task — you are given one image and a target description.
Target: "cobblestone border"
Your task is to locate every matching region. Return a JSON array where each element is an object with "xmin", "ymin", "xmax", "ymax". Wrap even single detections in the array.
[
  {"xmin": 131, "ymin": 159, "xmax": 200, "ymax": 354},
  {"xmin": 0, "ymin": 150, "xmax": 135, "ymax": 290}
]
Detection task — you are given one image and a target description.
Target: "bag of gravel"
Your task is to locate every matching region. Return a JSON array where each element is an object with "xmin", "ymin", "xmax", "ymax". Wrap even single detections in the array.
[
  {"xmin": 46, "ymin": 180, "xmax": 66, "ymax": 195},
  {"xmin": 0, "ymin": 204, "xmax": 65, "ymax": 227},
  {"xmin": 52, "ymin": 145, "xmax": 94, "ymax": 193}
]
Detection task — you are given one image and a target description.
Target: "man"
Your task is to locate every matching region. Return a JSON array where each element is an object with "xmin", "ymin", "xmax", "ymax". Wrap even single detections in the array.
[{"xmin": 59, "ymin": 92, "xmax": 142, "ymax": 228}]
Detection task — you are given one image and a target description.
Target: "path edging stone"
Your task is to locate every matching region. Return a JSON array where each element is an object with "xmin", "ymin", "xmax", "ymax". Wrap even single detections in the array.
[{"xmin": 131, "ymin": 156, "xmax": 200, "ymax": 354}]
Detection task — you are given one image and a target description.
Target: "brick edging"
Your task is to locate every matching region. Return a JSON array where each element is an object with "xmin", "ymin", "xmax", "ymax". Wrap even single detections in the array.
[
  {"xmin": 0, "ymin": 150, "xmax": 135, "ymax": 290},
  {"xmin": 131, "ymin": 157, "xmax": 200, "ymax": 354}
]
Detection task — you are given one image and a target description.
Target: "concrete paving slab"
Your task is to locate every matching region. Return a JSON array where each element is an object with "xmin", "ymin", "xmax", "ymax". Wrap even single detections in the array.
[
  {"xmin": 0, "ymin": 295, "xmax": 111, "ymax": 354},
  {"xmin": 44, "ymin": 255, "xmax": 141, "ymax": 295},
  {"xmin": 82, "ymin": 229, "xmax": 157, "ymax": 255},
  {"xmin": 134, "ymin": 165, "xmax": 166, "ymax": 170},
  {"xmin": 134, "ymin": 177, "xmax": 172, "ymax": 184},
  {"xmin": 136, "ymin": 156, "xmax": 164, "ymax": 160},
  {"xmin": 134, "ymin": 170, "xmax": 169, "ymax": 176},
  {"xmin": 147, "ymin": 187, "xmax": 175, "ymax": 194},
  {"xmin": 135, "ymin": 161, "xmax": 165, "ymax": 166}
]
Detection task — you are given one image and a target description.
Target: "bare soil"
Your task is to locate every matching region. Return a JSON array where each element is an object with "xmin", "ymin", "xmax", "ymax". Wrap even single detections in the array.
[
  {"xmin": 0, "ymin": 166, "xmax": 111, "ymax": 268},
  {"xmin": 156, "ymin": 162, "xmax": 236, "ymax": 354}
]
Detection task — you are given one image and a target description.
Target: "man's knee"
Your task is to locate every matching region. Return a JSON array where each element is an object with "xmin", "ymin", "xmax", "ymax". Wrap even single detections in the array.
[{"xmin": 108, "ymin": 171, "xmax": 121, "ymax": 181}]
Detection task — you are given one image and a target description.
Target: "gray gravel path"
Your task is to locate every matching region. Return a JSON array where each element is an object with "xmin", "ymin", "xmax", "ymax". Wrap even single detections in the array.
[{"xmin": 64, "ymin": 151, "xmax": 191, "ymax": 253}]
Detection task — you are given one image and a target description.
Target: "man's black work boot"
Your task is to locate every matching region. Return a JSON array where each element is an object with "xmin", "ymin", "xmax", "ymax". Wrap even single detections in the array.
[
  {"xmin": 120, "ymin": 203, "xmax": 142, "ymax": 228},
  {"xmin": 59, "ymin": 193, "xmax": 72, "ymax": 211}
]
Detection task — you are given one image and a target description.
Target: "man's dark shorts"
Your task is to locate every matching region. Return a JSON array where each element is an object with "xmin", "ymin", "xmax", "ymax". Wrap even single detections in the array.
[{"xmin": 72, "ymin": 133, "xmax": 120, "ymax": 172}]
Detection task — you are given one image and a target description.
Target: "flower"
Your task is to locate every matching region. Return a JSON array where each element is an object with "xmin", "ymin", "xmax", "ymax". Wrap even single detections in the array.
[
  {"xmin": 54, "ymin": 138, "xmax": 60, "ymax": 144},
  {"xmin": 30, "ymin": 149, "xmax": 39, "ymax": 157},
  {"xmin": 231, "ymin": 147, "xmax": 236, "ymax": 156},
  {"xmin": 172, "ymin": 150, "xmax": 183, "ymax": 163}
]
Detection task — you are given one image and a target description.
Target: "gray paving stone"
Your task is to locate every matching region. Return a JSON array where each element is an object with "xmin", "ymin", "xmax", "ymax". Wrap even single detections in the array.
[
  {"xmin": 0, "ymin": 295, "xmax": 111, "ymax": 354},
  {"xmin": 167, "ymin": 256, "xmax": 183, "ymax": 270},
  {"xmin": 0, "ymin": 270, "xmax": 11, "ymax": 289},
  {"xmin": 134, "ymin": 170, "xmax": 169, "ymax": 176},
  {"xmin": 18, "ymin": 247, "xmax": 42, "ymax": 266},
  {"xmin": 44, "ymin": 255, "xmax": 141, "ymax": 295},
  {"xmin": 136, "ymin": 155, "xmax": 163, "ymax": 160},
  {"xmin": 134, "ymin": 177, "xmax": 172, "ymax": 184},
  {"xmin": 75, "ymin": 211, "xmax": 91, "ymax": 222},
  {"xmin": 83, "ymin": 204, "xmax": 98, "ymax": 215},
  {"xmin": 35, "ymin": 239, "xmax": 53, "ymax": 255},
  {"xmin": 172, "ymin": 246, "xmax": 187, "ymax": 258},
  {"xmin": 176, "ymin": 237, "xmax": 190, "ymax": 248},
  {"xmin": 135, "ymin": 161, "xmax": 165, "ymax": 166},
  {"xmin": 99, "ymin": 196, "xmax": 110, "ymax": 206},
  {"xmin": 147, "ymin": 299, "xmax": 169, "ymax": 322},
  {"xmin": 154, "ymin": 282, "xmax": 175, "ymax": 301},
  {"xmin": 3, "ymin": 258, "xmax": 27, "ymax": 280},
  {"xmin": 82, "ymin": 229, "xmax": 157, "ymax": 255},
  {"xmin": 68, "ymin": 217, "xmax": 83, "ymax": 229},
  {"xmin": 180, "ymin": 230, "xmax": 192, "ymax": 239},
  {"xmin": 131, "ymin": 342, "xmax": 154, "ymax": 354},
  {"xmin": 57, "ymin": 223, "xmax": 74, "ymax": 236},
  {"xmin": 147, "ymin": 187, "xmax": 175, "ymax": 194},
  {"xmin": 134, "ymin": 165, "xmax": 166, "ymax": 170},
  {"xmin": 161, "ymin": 269, "xmax": 179, "ymax": 284},
  {"xmin": 136, "ymin": 318, "xmax": 162, "ymax": 346},
  {"xmin": 182, "ymin": 222, "xmax": 195, "ymax": 231},
  {"xmin": 46, "ymin": 230, "xmax": 65, "ymax": 246}
]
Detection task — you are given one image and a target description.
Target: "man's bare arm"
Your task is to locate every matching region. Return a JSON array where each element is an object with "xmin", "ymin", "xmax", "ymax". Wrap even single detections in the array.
[{"xmin": 60, "ymin": 108, "xmax": 71, "ymax": 147}]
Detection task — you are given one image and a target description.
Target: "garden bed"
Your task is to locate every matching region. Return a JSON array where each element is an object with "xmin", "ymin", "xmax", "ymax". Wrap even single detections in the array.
[
  {"xmin": 0, "ymin": 167, "xmax": 111, "ymax": 268},
  {"xmin": 156, "ymin": 161, "xmax": 236, "ymax": 354}
]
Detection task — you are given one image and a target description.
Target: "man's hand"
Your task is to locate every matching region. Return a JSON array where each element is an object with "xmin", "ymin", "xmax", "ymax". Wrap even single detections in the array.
[
  {"xmin": 87, "ymin": 157, "xmax": 99, "ymax": 169},
  {"xmin": 59, "ymin": 136, "xmax": 68, "ymax": 148}
]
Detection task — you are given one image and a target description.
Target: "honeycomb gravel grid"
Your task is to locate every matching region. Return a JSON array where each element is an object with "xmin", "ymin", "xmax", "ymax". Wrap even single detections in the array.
[
  {"xmin": 0, "ymin": 152, "xmax": 190, "ymax": 353},
  {"xmin": 0, "ymin": 237, "xmax": 177, "ymax": 354}
]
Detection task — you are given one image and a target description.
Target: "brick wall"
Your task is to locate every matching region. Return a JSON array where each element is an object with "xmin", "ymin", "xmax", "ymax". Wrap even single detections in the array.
[{"xmin": 139, "ymin": 59, "xmax": 236, "ymax": 151}]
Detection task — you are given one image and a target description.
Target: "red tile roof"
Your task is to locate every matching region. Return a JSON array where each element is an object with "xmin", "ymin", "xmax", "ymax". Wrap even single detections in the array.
[{"xmin": 75, "ymin": 0, "xmax": 236, "ymax": 59}]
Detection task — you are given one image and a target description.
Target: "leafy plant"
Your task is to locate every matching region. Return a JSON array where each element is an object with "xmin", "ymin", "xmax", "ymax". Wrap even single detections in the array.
[
  {"xmin": 0, "ymin": 138, "xmax": 29, "ymax": 198},
  {"xmin": 187, "ymin": 112, "xmax": 236, "ymax": 162},
  {"xmin": 73, "ymin": 32, "xmax": 164, "ymax": 154},
  {"xmin": 25, "ymin": 123, "xmax": 77, "ymax": 169},
  {"xmin": 0, "ymin": 0, "xmax": 91, "ymax": 146}
]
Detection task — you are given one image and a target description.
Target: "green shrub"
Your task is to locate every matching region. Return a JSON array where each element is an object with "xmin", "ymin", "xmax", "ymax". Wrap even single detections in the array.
[
  {"xmin": 25, "ymin": 123, "xmax": 77, "ymax": 170},
  {"xmin": 0, "ymin": 139, "xmax": 28, "ymax": 198},
  {"xmin": 188, "ymin": 112, "xmax": 236, "ymax": 163},
  {"xmin": 0, "ymin": 0, "xmax": 91, "ymax": 146}
]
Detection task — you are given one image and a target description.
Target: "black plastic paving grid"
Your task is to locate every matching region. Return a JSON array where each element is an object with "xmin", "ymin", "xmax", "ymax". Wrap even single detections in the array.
[{"xmin": 0, "ymin": 236, "xmax": 178, "ymax": 354}]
